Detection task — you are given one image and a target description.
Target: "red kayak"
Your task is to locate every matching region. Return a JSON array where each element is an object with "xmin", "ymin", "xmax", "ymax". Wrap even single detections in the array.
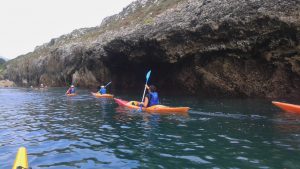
[
  {"xmin": 272, "ymin": 101, "xmax": 300, "ymax": 113},
  {"xmin": 114, "ymin": 98, "xmax": 189, "ymax": 114}
]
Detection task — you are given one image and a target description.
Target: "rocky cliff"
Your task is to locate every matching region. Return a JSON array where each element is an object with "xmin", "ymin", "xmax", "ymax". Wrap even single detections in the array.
[
  {"xmin": 0, "ymin": 58, "xmax": 5, "ymax": 64},
  {"xmin": 0, "ymin": 57, "xmax": 6, "ymax": 80},
  {"xmin": 4, "ymin": 0, "xmax": 300, "ymax": 98}
]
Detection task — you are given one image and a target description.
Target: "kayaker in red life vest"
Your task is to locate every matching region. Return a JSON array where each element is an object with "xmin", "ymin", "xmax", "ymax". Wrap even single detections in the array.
[
  {"xmin": 140, "ymin": 85, "xmax": 160, "ymax": 107},
  {"xmin": 66, "ymin": 85, "xmax": 76, "ymax": 94}
]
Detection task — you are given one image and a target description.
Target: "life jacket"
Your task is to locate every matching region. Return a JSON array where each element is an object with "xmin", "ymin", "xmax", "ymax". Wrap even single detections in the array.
[
  {"xmin": 148, "ymin": 92, "xmax": 159, "ymax": 107},
  {"xmin": 69, "ymin": 88, "xmax": 75, "ymax": 94},
  {"xmin": 99, "ymin": 88, "xmax": 106, "ymax": 94}
]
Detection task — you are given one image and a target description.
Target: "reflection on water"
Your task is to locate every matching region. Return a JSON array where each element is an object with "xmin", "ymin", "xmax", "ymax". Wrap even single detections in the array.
[{"xmin": 0, "ymin": 88, "xmax": 300, "ymax": 168}]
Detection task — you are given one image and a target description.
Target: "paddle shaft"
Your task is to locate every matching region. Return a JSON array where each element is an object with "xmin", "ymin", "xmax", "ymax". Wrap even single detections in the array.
[
  {"xmin": 64, "ymin": 77, "xmax": 70, "ymax": 87},
  {"xmin": 141, "ymin": 70, "xmax": 151, "ymax": 102},
  {"xmin": 105, "ymin": 81, "xmax": 112, "ymax": 87},
  {"xmin": 141, "ymin": 86, "xmax": 147, "ymax": 102}
]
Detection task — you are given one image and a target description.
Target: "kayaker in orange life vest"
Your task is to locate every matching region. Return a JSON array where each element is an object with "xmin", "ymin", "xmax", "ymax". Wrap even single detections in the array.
[{"xmin": 140, "ymin": 85, "xmax": 160, "ymax": 107}]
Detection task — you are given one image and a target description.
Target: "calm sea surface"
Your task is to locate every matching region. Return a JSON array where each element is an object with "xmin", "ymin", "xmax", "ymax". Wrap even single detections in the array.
[{"xmin": 0, "ymin": 88, "xmax": 299, "ymax": 169}]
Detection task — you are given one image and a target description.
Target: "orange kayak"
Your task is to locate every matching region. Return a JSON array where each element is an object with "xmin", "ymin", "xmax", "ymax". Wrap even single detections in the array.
[
  {"xmin": 114, "ymin": 98, "xmax": 190, "ymax": 113},
  {"xmin": 91, "ymin": 92, "xmax": 114, "ymax": 98},
  {"xmin": 66, "ymin": 93, "xmax": 77, "ymax": 97},
  {"xmin": 272, "ymin": 101, "xmax": 300, "ymax": 113}
]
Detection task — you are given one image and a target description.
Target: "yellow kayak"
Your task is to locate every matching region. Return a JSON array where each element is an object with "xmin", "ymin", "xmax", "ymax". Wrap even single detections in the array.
[
  {"xmin": 91, "ymin": 92, "xmax": 114, "ymax": 98},
  {"xmin": 12, "ymin": 147, "xmax": 28, "ymax": 169}
]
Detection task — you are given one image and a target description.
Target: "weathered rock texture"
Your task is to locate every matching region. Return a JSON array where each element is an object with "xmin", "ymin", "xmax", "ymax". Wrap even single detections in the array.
[
  {"xmin": 0, "ymin": 80, "xmax": 15, "ymax": 87},
  {"xmin": 0, "ymin": 58, "xmax": 5, "ymax": 65},
  {"xmin": 4, "ymin": 0, "xmax": 300, "ymax": 98},
  {"xmin": 0, "ymin": 57, "xmax": 6, "ymax": 80}
]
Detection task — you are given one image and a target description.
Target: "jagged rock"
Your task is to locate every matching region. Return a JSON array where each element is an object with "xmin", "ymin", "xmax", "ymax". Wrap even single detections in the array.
[
  {"xmin": 0, "ymin": 58, "xmax": 5, "ymax": 65},
  {"xmin": 3, "ymin": 0, "xmax": 300, "ymax": 98},
  {"xmin": 0, "ymin": 80, "xmax": 15, "ymax": 87}
]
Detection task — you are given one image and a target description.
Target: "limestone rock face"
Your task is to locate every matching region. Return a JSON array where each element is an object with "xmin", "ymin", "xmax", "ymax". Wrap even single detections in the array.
[
  {"xmin": 0, "ymin": 80, "xmax": 15, "ymax": 87},
  {"xmin": 4, "ymin": 0, "xmax": 300, "ymax": 98},
  {"xmin": 0, "ymin": 58, "xmax": 5, "ymax": 65}
]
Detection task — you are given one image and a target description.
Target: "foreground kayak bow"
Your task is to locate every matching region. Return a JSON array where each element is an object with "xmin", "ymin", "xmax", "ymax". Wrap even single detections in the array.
[
  {"xmin": 114, "ymin": 98, "xmax": 190, "ymax": 113},
  {"xmin": 13, "ymin": 147, "xmax": 29, "ymax": 169}
]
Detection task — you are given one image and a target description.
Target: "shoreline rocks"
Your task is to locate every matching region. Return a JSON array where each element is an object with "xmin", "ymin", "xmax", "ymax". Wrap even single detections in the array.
[{"xmin": 0, "ymin": 80, "xmax": 15, "ymax": 88}]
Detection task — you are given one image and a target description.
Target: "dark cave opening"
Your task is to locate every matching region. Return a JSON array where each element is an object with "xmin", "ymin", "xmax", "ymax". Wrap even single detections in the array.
[
  {"xmin": 101, "ymin": 38, "xmax": 193, "ymax": 95},
  {"xmin": 103, "ymin": 53, "xmax": 192, "ymax": 95},
  {"xmin": 107, "ymin": 58, "xmax": 182, "ymax": 94}
]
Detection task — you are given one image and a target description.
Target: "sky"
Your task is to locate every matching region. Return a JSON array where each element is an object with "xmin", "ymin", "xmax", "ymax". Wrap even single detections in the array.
[{"xmin": 0, "ymin": 0, "xmax": 135, "ymax": 59}]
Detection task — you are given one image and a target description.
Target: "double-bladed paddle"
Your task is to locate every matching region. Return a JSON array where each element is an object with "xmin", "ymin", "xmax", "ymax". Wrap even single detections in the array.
[
  {"xmin": 105, "ymin": 81, "xmax": 112, "ymax": 87},
  {"xmin": 139, "ymin": 70, "xmax": 151, "ymax": 112}
]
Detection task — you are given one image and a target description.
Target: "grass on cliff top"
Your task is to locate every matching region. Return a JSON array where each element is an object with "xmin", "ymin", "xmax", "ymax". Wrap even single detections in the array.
[
  {"xmin": 9, "ymin": 0, "xmax": 187, "ymax": 64},
  {"xmin": 8, "ymin": 44, "xmax": 51, "ymax": 66},
  {"xmin": 72, "ymin": 0, "xmax": 188, "ymax": 42},
  {"xmin": 0, "ymin": 64, "xmax": 5, "ymax": 75}
]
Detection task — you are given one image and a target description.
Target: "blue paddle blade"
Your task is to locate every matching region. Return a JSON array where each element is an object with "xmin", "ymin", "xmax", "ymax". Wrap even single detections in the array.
[{"xmin": 146, "ymin": 70, "xmax": 151, "ymax": 83}]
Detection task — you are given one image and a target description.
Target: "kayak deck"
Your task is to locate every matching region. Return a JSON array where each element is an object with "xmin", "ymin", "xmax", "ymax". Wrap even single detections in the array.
[
  {"xmin": 91, "ymin": 92, "xmax": 114, "ymax": 98},
  {"xmin": 114, "ymin": 98, "xmax": 189, "ymax": 113},
  {"xmin": 13, "ymin": 147, "xmax": 28, "ymax": 169},
  {"xmin": 272, "ymin": 101, "xmax": 300, "ymax": 114}
]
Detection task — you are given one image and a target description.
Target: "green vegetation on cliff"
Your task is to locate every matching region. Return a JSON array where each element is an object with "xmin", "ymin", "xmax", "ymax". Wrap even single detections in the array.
[
  {"xmin": 0, "ymin": 58, "xmax": 5, "ymax": 65},
  {"xmin": 0, "ymin": 58, "xmax": 6, "ymax": 79}
]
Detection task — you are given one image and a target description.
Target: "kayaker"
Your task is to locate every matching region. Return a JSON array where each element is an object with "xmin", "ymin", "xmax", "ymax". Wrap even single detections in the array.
[
  {"xmin": 98, "ymin": 85, "xmax": 107, "ymax": 95},
  {"xmin": 66, "ymin": 85, "xmax": 76, "ymax": 94},
  {"xmin": 140, "ymin": 85, "xmax": 159, "ymax": 107}
]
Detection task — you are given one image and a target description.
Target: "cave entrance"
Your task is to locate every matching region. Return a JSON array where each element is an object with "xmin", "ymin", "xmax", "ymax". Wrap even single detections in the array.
[{"xmin": 105, "ymin": 54, "xmax": 185, "ymax": 95}]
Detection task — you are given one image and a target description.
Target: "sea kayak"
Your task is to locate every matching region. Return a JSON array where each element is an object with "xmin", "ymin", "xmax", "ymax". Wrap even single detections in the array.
[
  {"xmin": 114, "ymin": 98, "xmax": 190, "ymax": 113},
  {"xmin": 12, "ymin": 147, "xmax": 28, "ymax": 169},
  {"xmin": 91, "ymin": 92, "xmax": 114, "ymax": 98},
  {"xmin": 272, "ymin": 101, "xmax": 300, "ymax": 114},
  {"xmin": 66, "ymin": 93, "xmax": 77, "ymax": 97}
]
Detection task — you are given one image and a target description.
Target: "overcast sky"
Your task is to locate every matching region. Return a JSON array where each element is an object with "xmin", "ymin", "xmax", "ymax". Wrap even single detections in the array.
[{"xmin": 0, "ymin": 0, "xmax": 135, "ymax": 59}]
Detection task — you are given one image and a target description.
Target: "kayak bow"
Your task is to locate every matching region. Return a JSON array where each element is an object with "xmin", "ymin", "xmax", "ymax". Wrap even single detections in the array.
[
  {"xmin": 114, "ymin": 98, "xmax": 189, "ymax": 113},
  {"xmin": 66, "ymin": 93, "xmax": 77, "ymax": 97},
  {"xmin": 272, "ymin": 101, "xmax": 300, "ymax": 114},
  {"xmin": 12, "ymin": 147, "xmax": 29, "ymax": 169}
]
